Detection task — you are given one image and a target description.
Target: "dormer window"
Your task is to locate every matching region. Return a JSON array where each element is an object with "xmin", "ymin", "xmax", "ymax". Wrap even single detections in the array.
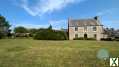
[
  {"xmin": 75, "ymin": 27, "xmax": 78, "ymax": 31},
  {"xmin": 93, "ymin": 26, "xmax": 97, "ymax": 31}
]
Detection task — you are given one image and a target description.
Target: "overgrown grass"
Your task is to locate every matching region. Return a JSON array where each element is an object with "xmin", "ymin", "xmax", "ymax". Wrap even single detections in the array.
[{"xmin": 0, "ymin": 39, "xmax": 119, "ymax": 67}]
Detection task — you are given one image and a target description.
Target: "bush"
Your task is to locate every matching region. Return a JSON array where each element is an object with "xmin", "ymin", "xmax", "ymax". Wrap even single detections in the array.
[
  {"xmin": 73, "ymin": 37, "xmax": 84, "ymax": 40},
  {"xmin": 73, "ymin": 37, "xmax": 96, "ymax": 40},
  {"xmin": 101, "ymin": 38, "xmax": 113, "ymax": 41},
  {"xmin": 0, "ymin": 32, "xmax": 5, "ymax": 39},
  {"xmin": 86, "ymin": 38, "xmax": 96, "ymax": 40},
  {"xmin": 33, "ymin": 29, "xmax": 50, "ymax": 40},
  {"xmin": 0, "ymin": 33, "xmax": 3, "ymax": 39},
  {"xmin": 114, "ymin": 37, "xmax": 119, "ymax": 41},
  {"xmin": 115, "ymin": 39, "xmax": 119, "ymax": 41},
  {"xmin": 33, "ymin": 29, "xmax": 68, "ymax": 40}
]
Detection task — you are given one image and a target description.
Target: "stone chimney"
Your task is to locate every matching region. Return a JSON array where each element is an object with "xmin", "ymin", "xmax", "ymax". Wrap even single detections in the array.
[
  {"xmin": 94, "ymin": 16, "xmax": 99, "ymax": 20},
  {"xmin": 68, "ymin": 17, "xmax": 72, "ymax": 40},
  {"xmin": 68, "ymin": 17, "xmax": 72, "ymax": 27},
  {"xmin": 94, "ymin": 16, "xmax": 101, "ymax": 25}
]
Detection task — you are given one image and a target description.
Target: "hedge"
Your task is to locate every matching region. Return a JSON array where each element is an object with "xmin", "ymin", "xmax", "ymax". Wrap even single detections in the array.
[
  {"xmin": 101, "ymin": 38, "xmax": 114, "ymax": 41},
  {"xmin": 33, "ymin": 29, "xmax": 68, "ymax": 40},
  {"xmin": 73, "ymin": 37, "xmax": 96, "ymax": 40},
  {"xmin": 0, "ymin": 32, "xmax": 5, "ymax": 39}
]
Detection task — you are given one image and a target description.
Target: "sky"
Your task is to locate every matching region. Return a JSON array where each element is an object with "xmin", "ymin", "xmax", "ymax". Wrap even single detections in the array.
[{"xmin": 0, "ymin": 0, "xmax": 119, "ymax": 30}]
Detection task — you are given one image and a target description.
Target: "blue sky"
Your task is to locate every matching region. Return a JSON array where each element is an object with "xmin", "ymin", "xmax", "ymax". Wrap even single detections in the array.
[{"xmin": 0, "ymin": 0, "xmax": 119, "ymax": 29}]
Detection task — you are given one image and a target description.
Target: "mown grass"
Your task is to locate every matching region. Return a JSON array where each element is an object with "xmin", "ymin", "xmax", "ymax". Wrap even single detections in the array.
[{"xmin": 0, "ymin": 39, "xmax": 119, "ymax": 67}]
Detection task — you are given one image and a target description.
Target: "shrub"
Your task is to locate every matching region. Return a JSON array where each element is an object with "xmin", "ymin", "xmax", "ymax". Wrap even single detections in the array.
[
  {"xmin": 115, "ymin": 39, "xmax": 119, "ymax": 41},
  {"xmin": 74, "ymin": 37, "xmax": 96, "ymax": 40},
  {"xmin": 86, "ymin": 38, "xmax": 96, "ymax": 40},
  {"xmin": 33, "ymin": 29, "xmax": 68, "ymax": 40},
  {"xmin": 73, "ymin": 37, "xmax": 84, "ymax": 40},
  {"xmin": 33, "ymin": 29, "xmax": 49, "ymax": 40},
  {"xmin": 0, "ymin": 32, "xmax": 5, "ymax": 39},
  {"xmin": 101, "ymin": 38, "xmax": 113, "ymax": 41},
  {"xmin": 0, "ymin": 33, "xmax": 3, "ymax": 39},
  {"xmin": 114, "ymin": 37, "xmax": 119, "ymax": 41}
]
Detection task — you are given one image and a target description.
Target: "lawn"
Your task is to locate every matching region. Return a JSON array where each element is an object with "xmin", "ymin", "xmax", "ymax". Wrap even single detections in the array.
[{"xmin": 0, "ymin": 39, "xmax": 119, "ymax": 67}]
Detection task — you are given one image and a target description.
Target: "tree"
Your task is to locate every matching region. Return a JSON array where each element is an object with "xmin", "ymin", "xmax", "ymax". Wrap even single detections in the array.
[
  {"xmin": 105, "ymin": 28, "xmax": 116, "ymax": 38},
  {"xmin": 0, "ymin": 15, "xmax": 10, "ymax": 28},
  {"xmin": 33, "ymin": 28, "xmax": 68, "ymax": 40},
  {"xmin": 28, "ymin": 28, "xmax": 38, "ymax": 37},
  {"xmin": 14, "ymin": 26, "xmax": 28, "ymax": 33},
  {"xmin": 0, "ymin": 15, "xmax": 10, "ymax": 38},
  {"xmin": 47, "ymin": 25, "xmax": 52, "ymax": 30}
]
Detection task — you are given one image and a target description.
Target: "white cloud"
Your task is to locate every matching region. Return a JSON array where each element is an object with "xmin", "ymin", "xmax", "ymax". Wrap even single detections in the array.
[{"xmin": 19, "ymin": 0, "xmax": 84, "ymax": 16}]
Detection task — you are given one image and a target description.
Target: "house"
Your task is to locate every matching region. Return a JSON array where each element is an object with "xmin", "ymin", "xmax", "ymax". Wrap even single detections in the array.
[{"xmin": 68, "ymin": 16, "xmax": 104, "ymax": 40}]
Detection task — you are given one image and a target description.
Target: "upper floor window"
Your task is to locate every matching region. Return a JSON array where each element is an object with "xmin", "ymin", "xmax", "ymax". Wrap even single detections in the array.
[
  {"xmin": 84, "ymin": 26, "xmax": 87, "ymax": 31},
  {"xmin": 75, "ymin": 27, "xmax": 78, "ymax": 31},
  {"xmin": 93, "ymin": 26, "xmax": 97, "ymax": 31}
]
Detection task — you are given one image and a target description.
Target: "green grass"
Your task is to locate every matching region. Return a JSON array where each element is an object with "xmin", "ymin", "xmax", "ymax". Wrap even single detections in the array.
[{"xmin": 0, "ymin": 39, "xmax": 119, "ymax": 67}]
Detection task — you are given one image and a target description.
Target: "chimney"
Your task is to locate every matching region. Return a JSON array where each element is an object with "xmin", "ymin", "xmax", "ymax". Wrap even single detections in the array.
[
  {"xmin": 94, "ymin": 16, "xmax": 99, "ymax": 20},
  {"xmin": 94, "ymin": 16, "xmax": 102, "ymax": 25},
  {"xmin": 68, "ymin": 17, "xmax": 71, "ymax": 40},
  {"xmin": 68, "ymin": 17, "xmax": 72, "ymax": 27}
]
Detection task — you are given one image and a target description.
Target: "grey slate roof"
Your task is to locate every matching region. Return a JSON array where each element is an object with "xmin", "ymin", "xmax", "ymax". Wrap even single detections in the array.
[{"xmin": 69, "ymin": 19, "xmax": 102, "ymax": 27}]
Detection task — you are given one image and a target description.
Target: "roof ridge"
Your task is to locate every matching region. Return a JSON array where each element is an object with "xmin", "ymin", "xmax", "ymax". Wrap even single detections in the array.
[{"xmin": 69, "ymin": 18, "xmax": 101, "ymax": 26}]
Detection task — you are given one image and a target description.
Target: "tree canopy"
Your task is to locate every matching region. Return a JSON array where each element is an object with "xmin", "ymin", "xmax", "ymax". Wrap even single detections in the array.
[
  {"xmin": 0, "ymin": 15, "xmax": 11, "ymax": 38},
  {"xmin": 14, "ymin": 26, "xmax": 28, "ymax": 33},
  {"xmin": 0, "ymin": 15, "xmax": 10, "ymax": 28}
]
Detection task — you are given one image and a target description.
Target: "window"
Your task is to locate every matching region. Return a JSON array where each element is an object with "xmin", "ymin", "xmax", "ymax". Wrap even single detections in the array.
[
  {"xmin": 93, "ymin": 26, "xmax": 97, "ymax": 31},
  {"xmin": 75, "ymin": 27, "xmax": 78, "ymax": 31},
  {"xmin": 75, "ymin": 34, "xmax": 78, "ymax": 38},
  {"xmin": 94, "ymin": 34, "xmax": 97, "ymax": 38},
  {"xmin": 84, "ymin": 26, "xmax": 87, "ymax": 31}
]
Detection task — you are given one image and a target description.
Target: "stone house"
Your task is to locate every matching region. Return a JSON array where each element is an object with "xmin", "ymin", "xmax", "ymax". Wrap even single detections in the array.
[{"xmin": 68, "ymin": 16, "xmax": 104, "ymax": 40}]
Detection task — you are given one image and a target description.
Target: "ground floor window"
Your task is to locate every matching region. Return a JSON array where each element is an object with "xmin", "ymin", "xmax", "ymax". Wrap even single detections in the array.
[
  {"xmin": 75, "ymin": 34, "xmax": 78, "ymax": 38},
  {"xmin": 94, "ymin": 34, "xmax": 97, "ymax": 38}
]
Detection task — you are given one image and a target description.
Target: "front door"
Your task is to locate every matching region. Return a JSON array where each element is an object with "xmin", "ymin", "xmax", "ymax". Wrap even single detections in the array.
[{"xmin": 84, "ymin": 33, "xmax": 87, "ymax": 39}]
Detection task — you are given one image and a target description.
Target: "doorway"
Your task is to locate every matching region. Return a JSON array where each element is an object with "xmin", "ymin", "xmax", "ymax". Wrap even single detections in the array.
[{"xmin": 84, "ymin": 33, "xmax": 87, "ymax": 39}]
